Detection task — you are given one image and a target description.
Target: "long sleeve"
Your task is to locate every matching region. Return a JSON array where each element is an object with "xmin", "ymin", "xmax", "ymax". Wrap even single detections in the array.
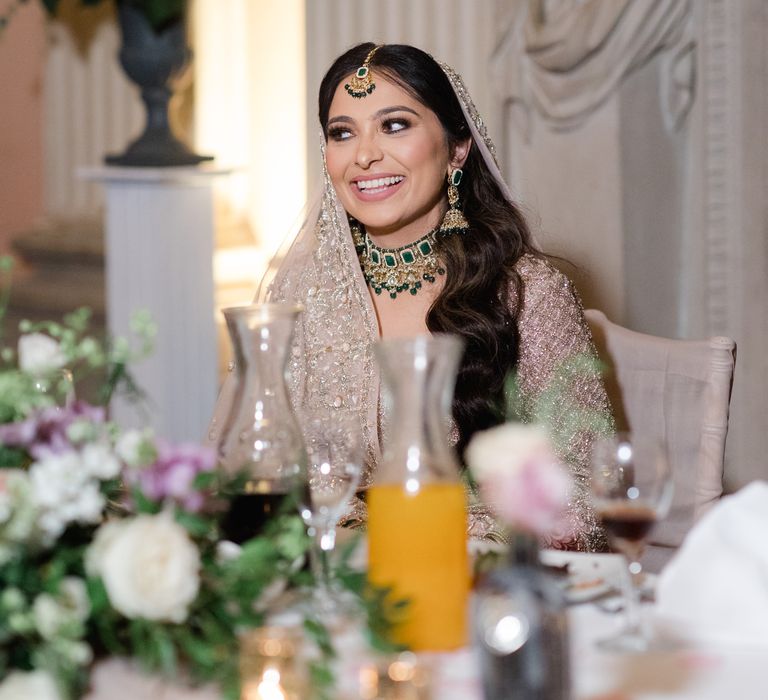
[{"xmin": 513, "ymin": 255, "xmax": 614, "ymax": 551}]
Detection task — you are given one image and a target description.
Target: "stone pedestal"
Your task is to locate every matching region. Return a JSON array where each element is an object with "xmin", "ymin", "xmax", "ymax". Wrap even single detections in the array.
[{"xmin": 79, "ymin": 165, "xmax": 230, "ymax": 442}]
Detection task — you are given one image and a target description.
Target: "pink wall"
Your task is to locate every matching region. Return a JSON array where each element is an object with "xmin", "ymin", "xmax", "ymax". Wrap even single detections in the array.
[{"xmin": 0, "ymin": 1, "xmax": 45, "ymax": 252}]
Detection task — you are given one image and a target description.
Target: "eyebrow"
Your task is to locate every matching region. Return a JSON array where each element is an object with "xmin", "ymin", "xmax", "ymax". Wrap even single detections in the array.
[{"xmin": 327, "ymin": 105, "xmax": 420, "ymax": 127}]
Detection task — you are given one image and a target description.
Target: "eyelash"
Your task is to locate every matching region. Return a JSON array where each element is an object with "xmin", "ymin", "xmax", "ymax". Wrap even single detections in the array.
[{"xmin": 327, "ymin": 117, "xmax": 412, "ymax": 142}]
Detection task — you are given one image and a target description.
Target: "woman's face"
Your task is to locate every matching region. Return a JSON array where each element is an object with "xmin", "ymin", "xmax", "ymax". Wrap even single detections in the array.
[{"xmin": 324, "ymin": 75, "xmax": 459, "ymax": 244}]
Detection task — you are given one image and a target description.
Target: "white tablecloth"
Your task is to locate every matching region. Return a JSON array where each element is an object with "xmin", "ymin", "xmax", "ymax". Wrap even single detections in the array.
[{"xmin": 86, "ymin": 552, "xmax": 768, "ymax": 699}]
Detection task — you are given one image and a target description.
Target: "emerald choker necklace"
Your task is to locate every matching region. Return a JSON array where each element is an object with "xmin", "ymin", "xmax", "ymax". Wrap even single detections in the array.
[{"xmin": 351, "ymin": 222, "xmax": 446, "ymax": 300}]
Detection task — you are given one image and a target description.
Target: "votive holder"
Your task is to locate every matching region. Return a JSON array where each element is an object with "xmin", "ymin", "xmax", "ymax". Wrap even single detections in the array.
[
  {"xmin": 357, "ymin": 652, "xmax": 431, "ymax": 700},
  {"xmin": 239, "ymin": 625, "xmax": 308, "ymax": 700}
]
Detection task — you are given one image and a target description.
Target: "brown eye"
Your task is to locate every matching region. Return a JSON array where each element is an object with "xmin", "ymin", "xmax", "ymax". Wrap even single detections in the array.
[
  {"xmin": 382, "ymin": 118, "xmax": 410, "ymax": 134},
  {"xmin": 328, "ymin": 126, "xmax": 353, "ymax": 141}
]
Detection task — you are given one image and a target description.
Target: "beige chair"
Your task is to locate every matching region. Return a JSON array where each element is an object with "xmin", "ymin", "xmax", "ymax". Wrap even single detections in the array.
[{"xmin": 585, "ymin": 309, "xmax": 736, "ymax": 572}]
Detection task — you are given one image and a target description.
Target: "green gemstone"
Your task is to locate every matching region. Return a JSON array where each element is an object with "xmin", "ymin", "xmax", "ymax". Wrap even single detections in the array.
[
  {"xmin": 451, "ymin": 169, "xmax": 463, "ymax": 186},
  {"xmin": 390, "ymin": 292, "xmax": 397, "ymax": 299},
  {"xmin": 410, "ymin": 288, "xmax": 417, "ymax": 295},
  {"xmin": 370, "ymin": 249, "xmax": 380, "ymax": 265},
  {"xmin": 384, "ymin": 253, "xmax": 397, "ymax": 268},
  {"xmin": 357, "ymin": 66, "xmax": 368, "ymax": 78},
  {"xmin": 418, "ymin": 240, "xmax": 432, "ymax": 256},
  {"xmin": 401, "ymin": 249, "xmax": 415, "ymax": 264}
]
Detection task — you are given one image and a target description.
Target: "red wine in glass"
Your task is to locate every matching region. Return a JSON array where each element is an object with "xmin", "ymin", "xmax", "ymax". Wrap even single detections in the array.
[
  {"xmin": 599, "ymin": 502, "xmax": 657, "ymax": 541},
  {"xmin": 221, "ymin": 490, "xmax": 290, "ymax": 544}
]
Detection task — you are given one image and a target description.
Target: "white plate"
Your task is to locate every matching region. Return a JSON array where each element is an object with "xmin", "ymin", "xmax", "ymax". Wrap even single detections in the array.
[{"xmin": 540, "ymin": 550, "xmax": 625, "ymax": 604}]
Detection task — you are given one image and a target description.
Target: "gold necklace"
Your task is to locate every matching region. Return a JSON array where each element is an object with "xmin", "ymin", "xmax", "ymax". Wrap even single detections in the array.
[{"xmin": 351, "ymin": 222, "xmax": 445, "ymax": 300}]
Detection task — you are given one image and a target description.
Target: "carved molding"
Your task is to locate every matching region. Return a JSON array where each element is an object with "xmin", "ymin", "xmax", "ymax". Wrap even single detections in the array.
[{"xmin": 702, "ymin": 0, "xmax": 737, "ymax": 337}]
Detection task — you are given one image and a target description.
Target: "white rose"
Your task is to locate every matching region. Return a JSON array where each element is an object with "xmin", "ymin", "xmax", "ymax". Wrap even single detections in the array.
[
  {"xmin": 17, "ymin": 333, "xmax": 66, "ymax": 376},
  {"xmin": 85, "ymin": 519, "xmax": 128, "ymax": 576},
  {"xmin": 466, "ymin": 423, "xmax": 553, "ymax": 482},
  {"xmin": 0, "ymin": 670, "xmax": 61, "ymax": 700},
  {"xmin": 88, "ymin": 512, "xmax": 200, "ymax": 623}
]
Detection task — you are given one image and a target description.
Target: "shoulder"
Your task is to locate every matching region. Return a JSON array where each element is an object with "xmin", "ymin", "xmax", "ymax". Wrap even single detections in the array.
[{"xmin": 511, "ymin": 254, "xmax": 583, "ymax": 316}]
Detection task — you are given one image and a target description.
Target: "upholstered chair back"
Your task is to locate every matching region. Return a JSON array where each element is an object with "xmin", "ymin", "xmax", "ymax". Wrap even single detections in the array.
[{"xmin": 585, "ymin": 309, "xmax": 736, "ymax": 572}]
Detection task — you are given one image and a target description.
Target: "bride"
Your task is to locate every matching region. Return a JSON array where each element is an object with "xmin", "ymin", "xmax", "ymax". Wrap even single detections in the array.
[{"xmin": 222, "ymin": 43, "xmax": 613, "ymax": 550}]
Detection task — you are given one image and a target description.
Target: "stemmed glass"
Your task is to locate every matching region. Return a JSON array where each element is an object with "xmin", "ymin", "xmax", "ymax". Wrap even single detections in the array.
[
  {"xmin": 296, "ymin": 408, "xmax": 363, "ymax": 616},
  {"xmin": 590, "ymin": 432, "xmax": 674, "ymax": 652}
]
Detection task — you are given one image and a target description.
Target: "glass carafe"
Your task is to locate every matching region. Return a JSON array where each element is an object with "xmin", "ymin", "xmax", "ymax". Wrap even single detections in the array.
[
  {"xmin": 217, "ymin": 303, "xmax": 306, "ymax": 543},
  {"xmin": 367, "ymin": 334, "xmax": 469, "ymax": 651}
]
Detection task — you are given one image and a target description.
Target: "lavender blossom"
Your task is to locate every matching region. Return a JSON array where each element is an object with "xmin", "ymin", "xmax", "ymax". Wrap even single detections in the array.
[
  {"xmin": 124, "ymin": 441, "xmax": 216, "ymax": 513},
  {"xmin": 0, "ymin": 401, "xmax": 106, "ymax": 459}
]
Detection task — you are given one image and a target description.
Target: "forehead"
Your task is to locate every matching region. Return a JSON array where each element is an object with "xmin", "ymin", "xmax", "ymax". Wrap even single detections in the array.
[{"xmin": 328, "ymin": 74, "xmax": 429, "ymax": 120}]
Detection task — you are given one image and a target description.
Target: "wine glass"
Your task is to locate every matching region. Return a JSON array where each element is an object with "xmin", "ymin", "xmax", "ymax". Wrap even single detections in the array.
[
  {"xmin": 590, "ymin": 432, "xmax": 674, "ymax": 652},
  {"xmin": 295, "ymin": 408, "xmax": 363, "ymax": 615}
]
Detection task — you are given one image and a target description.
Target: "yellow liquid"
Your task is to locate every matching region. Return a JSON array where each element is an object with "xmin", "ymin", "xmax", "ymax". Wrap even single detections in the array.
[{"xmin": 367, "ymin": 482, "xmax": 469, "ymax": 651}]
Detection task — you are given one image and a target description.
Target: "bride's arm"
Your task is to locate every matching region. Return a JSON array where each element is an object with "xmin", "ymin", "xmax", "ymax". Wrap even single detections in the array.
[{"xmin": 513, "ymin": 255, "xmax": 614, "ymax": 552}]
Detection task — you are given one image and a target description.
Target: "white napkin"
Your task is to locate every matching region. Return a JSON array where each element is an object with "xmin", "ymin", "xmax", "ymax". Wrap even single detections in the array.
[{"xmin": 655, "ymin": 480, "xmax": 768, "ymax": 650}]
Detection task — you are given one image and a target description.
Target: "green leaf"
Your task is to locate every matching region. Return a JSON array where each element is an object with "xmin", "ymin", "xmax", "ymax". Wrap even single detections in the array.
[
  {"xmin": 86, "ymin": 577, "xmax": 109, "ymax": 613},
  {"xmin": 132, "ymin": 487, "xmax": 162, "ymax": 515},
  {"xmin": 134, "ymin": 0, "xmax": 185, "ymax": 31},
  {"xmin": 192, "ymin": 470, "xmax": 217, "ymax": 490},
  {"xmin": 174, "ymin": 510, "xmax": 212, "ymax": 538}
]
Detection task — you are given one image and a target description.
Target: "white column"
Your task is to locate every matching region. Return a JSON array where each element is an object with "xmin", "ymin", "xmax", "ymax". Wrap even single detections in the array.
[{"xmin": 79, "ymin": 166, "xmax": 229, "ymax": 442}]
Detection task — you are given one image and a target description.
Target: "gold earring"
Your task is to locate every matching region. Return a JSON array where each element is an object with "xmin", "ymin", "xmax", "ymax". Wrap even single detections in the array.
[{"xmin": 438, "ymin": 168, "xmax": 470, "ymax": 236}]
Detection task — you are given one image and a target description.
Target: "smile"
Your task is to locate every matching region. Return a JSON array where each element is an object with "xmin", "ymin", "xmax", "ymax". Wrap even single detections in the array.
[
  {"xmin": 352, "ymin": 175, "xmax": 405, "ymax": 201},
  {"xmin": 354, "ymin": 175, "xmax": 404, "ymax": 193}
]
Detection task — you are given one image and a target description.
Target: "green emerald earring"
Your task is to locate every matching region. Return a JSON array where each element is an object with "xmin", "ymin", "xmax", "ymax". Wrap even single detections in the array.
[{"xmin": 438, "ymin": 168, "xmax": 470, "ymax": 237}]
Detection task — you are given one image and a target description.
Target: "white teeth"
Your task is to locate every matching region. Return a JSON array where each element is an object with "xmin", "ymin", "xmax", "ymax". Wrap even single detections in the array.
[{"xmin": 357, "ymin": 176, "xmax": 404, "ymax": 190}]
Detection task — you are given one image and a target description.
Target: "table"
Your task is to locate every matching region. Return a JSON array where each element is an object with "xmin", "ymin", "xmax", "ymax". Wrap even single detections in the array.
[{"xmin": 86, "ymin": 552, "xmax": 768, "ymax": 699}]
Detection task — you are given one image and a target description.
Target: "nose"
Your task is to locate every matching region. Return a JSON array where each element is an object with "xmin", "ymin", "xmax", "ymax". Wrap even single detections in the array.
[{"xmin": 354, "ymin": 131, "xmax": 382, "ymax": 169}]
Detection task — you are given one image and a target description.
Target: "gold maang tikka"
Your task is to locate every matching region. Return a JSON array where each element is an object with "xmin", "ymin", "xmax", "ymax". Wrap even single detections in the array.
[{"xmin": 345, "ymin": 46, "xmax": 381, "ymax": 98}]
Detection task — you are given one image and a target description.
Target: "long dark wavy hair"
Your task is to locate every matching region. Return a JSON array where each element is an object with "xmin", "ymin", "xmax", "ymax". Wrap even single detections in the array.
[{"xmin": 319, "ymin": 43, "xmax": 540, "ymax": 456}]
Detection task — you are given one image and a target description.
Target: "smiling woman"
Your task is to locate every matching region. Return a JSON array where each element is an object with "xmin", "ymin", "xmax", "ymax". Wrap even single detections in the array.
[{"xmin": 224, "ymin": 43, "xmax": 616, "ymax": 551}]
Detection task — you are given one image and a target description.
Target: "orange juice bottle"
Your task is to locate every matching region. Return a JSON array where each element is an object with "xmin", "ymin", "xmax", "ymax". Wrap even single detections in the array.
[{"xmin": 369, "ymin": 335, "xmax": 469, "ymax": 651}]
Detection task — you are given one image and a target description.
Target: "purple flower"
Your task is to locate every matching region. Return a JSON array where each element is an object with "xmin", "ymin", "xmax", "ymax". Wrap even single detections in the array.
[
  {"xmin": 124, "ymin": 440, "xmax": 216, "ymax": 513},
  {"xmin": 0, "ymin": 400, "xmax": 106, "ymax": 458}
]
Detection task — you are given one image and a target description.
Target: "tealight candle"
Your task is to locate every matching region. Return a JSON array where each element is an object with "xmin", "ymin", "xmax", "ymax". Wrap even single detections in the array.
[
  {"xmin": 239, "ymin": 626, "xmax": 307, "ymax": 700},
  {"xmin": 357, "ymin": 652, "xmax": 431, "ymax": 700}
]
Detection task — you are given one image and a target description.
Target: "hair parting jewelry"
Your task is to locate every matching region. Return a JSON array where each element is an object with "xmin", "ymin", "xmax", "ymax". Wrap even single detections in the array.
[
  {"xmin": 351, "ymin": 220, "xmax": 445, "ymax": 300},
  {"xmin": 438, "ymin": 167, "xmax": 470, "ymax": 237},
  {"xmin": 344, "ymin": 46, "xmax": 382, "ymax": 98}
]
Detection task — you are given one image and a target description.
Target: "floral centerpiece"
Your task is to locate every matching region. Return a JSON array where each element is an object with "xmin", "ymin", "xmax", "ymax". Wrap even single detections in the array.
[{"xmin": 0, "ymin": 264, "xmax": 396, "ymax": 699}]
